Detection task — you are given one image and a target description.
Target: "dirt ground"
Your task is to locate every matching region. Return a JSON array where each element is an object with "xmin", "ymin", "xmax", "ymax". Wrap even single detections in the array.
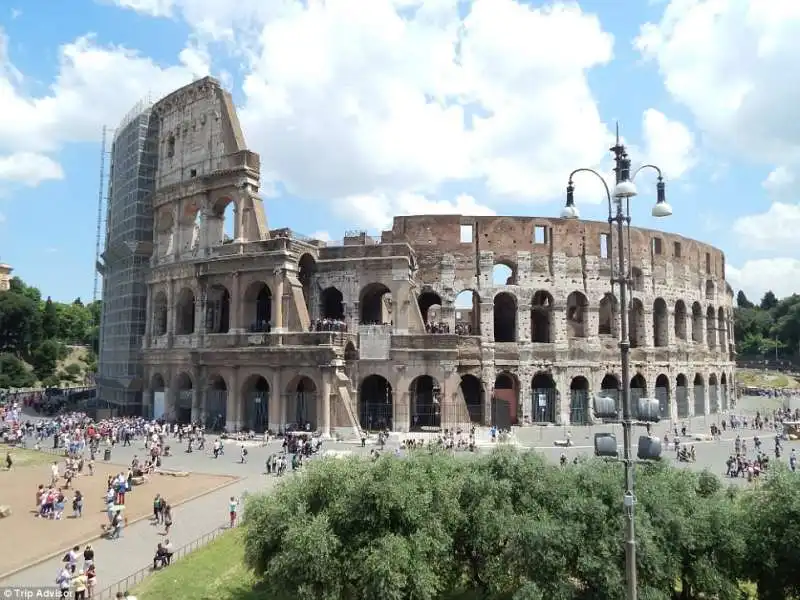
[{"xmin": 0, "ymin": 448, "xmax": 237, "ymax": 576}]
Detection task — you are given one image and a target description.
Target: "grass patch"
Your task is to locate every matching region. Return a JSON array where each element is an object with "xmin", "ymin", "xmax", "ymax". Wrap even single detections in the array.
[
  {"xmin": 0, "ymin": 445, "xmax": 59, "ymax": 468},
  {"xmin": 737, "ymin": 369, "xmax": 800, "ymax": 389},
  {"xmin": 130, "ymin": 529, "xmax": 268, "ymax": 600}
]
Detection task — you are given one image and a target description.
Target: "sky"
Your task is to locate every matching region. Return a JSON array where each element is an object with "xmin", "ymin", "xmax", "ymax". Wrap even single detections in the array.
[{"xmin": 0, "ymin": 0, "xmax": 799, "ymax": 304}]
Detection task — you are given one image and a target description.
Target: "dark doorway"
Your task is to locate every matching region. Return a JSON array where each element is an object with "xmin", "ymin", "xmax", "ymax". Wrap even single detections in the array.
[
  {"xmin": 411, "ymin": 375, "xmax": 440, "ymax": 430},
  {"xmin": 359, "ymin": 375, "xmax": 393, "ymax": 431},
  {"xmin": 243, "ymin": 376, "xmax": 269, "ymax": 433},
  {"xmin": 321, "ymin": 287, "xmax": 344, "ymax": 320},
  {"xmin": 492, "ymin": 373, "xmax": 516, "ymax": 428},
  {"xmin": 531, "ymin": 372, "xmax": 557, "ymax": 423},
  {"xmin": 460, "ymin": 375, "xmax": 483, "ymax": 424}
]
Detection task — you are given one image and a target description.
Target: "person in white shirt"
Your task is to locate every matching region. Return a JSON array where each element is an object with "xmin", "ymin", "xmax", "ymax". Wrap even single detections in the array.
[{"xmin": 56, "ymin": 566, "xmax": 71, "ymax": 593}]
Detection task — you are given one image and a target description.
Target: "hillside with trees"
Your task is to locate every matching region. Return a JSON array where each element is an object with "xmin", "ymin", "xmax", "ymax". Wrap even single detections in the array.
[
  {"xmin": 0, "ymin": 276, "xmax": 100, "ymax": 389},
  {"xmin": 734, "ymin": 290, "xmax": 800, "ymax": 361}
]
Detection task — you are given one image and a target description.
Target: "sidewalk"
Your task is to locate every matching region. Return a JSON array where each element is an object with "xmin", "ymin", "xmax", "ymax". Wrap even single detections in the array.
[{"xmin": 1, "ymin": 473, "xmax": 272, "ymax": 588}]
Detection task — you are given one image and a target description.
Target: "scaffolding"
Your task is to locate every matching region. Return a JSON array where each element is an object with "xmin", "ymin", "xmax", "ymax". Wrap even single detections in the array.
[
  {"xmin": 96, "ymin": 100, "xmax": 157, "ymax": 411},
  {"xmin": 93, "ymin": 126, "xmax": 111, "ymax": 303}
]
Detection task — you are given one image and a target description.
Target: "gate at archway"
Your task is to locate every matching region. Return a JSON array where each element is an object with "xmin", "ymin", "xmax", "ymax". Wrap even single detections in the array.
[
  {"xmin": 531, "ymin": 374, "xmax": 557, "ymax": 423},
  {"xmin": 569, "ymin": 378, "xmax": 590, "ymax": 425},
  {"xmin": 491, "ymin": 397, "xmax": 512, "ymax": 429},
  {"xmin": 205, "ymin": 386, "xmax": 228, "ymax": 431},
  {"xmin": 177, "ymin": 390, "xmax": 192, "ymax": 424},
  {"xmin": 244, "ymin": 377, "xmax": 270, "ymax": 433}
]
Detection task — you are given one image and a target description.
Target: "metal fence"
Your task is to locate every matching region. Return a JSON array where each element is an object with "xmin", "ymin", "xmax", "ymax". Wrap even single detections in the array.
[
  {"xmin": 676, "ymin": 386, "xmax": 690, "ymax": 418},
  {"xmin": 694, "ymin": 385, "xmax": 705, "ymax": 416},
  {"xmin": 569, "ymin": 389, "xmax": 590, "ymax": 425},
  {"xmin": 95, "ymin": 524, "xmax": 229, "ymax": 599}
]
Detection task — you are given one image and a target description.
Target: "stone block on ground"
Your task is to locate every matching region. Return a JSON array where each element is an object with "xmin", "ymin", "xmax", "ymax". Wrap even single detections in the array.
[
  {"xmin": 159, "ymin": 471, "xmax": 189, "ymax": 478},
  {"xmin": 553, "ymin": 440, "xmax": 570, "ymax": 447},
  {"xmin": 0, "ymin": 505, "xmax": 12, "ymax": 518},
  {"xmin": 693, "ymin": 434, "xmax": 711, "ymax": 441},
  {"xmin": 130, "ymin": 476, "xmax": 146, "ymax": 486}
]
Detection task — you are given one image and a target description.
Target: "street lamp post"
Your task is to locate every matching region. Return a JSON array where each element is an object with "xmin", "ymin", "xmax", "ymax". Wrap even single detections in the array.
[{"xmin": 561, "ymin": 126, "xmax": 671, "ymax": 600}]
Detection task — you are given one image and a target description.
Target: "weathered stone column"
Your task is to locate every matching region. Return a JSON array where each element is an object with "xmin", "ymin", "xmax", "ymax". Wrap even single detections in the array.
[
  {"xmin": 230, "ymin": 271, "xmax": 242, "ymax": 332},
  {"xmin": 226, "ymin": 367, "xmax": 241, "ymax": 431},
  {"xmin": 321, "ymin": 370, "xmax": 332, "ymax": 438},
  {"xmin": 273, "ymin": 268, "xmax": 285, "ymax": 332}
]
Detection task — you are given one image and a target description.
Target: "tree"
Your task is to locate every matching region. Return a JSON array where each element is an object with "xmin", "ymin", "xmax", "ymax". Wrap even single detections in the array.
[
  {"xmin": 736, "ymin": 290, "xmax": 754, "ymax": 309},
  {"xmin": 0, "ymin": 290, "xmax": 42, "ymax": 354},
  {"xmin": 760, "ymin": 290, "xmax": 778, "ymax": 311},
  {"xmin": 42, "ymin": 296, "xmax": 59, "ymax": 339},
  {"xmin": 29, "ymin": 339, "xmax": 65, "ymax": 381},
  {"xmin": 0, "ymin": 353, "xmax": 36, "ymax": 388}
]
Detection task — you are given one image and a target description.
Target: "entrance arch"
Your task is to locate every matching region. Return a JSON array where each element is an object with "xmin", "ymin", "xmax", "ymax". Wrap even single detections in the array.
[
  {"xmin": 709, "ymin": 373, "xmax": 719, "ymax": 414},
  {"xmin": 207, "ymin": 284, "xmax": 231, "ymax": 334},
  {"xmin": 418, "ymin": 290, "xmax": 443, "ymax": 325},
  {"xmin": 243, "ymin": 282, "xmax": 272, "ymax": 332},
  {"xmin": 531, "ymin": 290, "xmax": 553, "ymax": 342},
  {"xmin": 321, "ymin": 287, "xmax": 345, "ymax": 320},
  {"xmin": 630, "ymin": 374, "xmax": 647, "ymax": 419},
  {"xmin": 569, "ymin": 376, "xmax": 590, "ymax": 425},
  {"xmin": 600, "ymin": 374, "xmax": 620, "ymax": 414},
  {"xmin": 287, "ymin": 376, "xmax": 317, "ymax": 430},
  {"xmin": 676, "ymin": 374, "xmax": 689, "ymax": 418},
  {"xmin": 460, "ymin": 374, "xmax": 483, "ymax": 424},
  {"xmin": 720, "ymin": 373, "xmax": 729, "ymax": 411},
  {"xmin": 206, "ymin": 375, "xmax": 228, "ymax": 431},
  {"xmin": 455, "ymin": 290, "xmax": 481, "ymax": 335},
  {"xmin": 410, "ymin": 375, "xmax": 440, "ymax": 430},
  {"xmin": 654, "ymin": 374, "xmax": 670, "ymax": 419},
  {"xmin": 298, "ymin": 254, "xmax": 315, "ymax": 312},
  {"xmin": 360, "ymin": 283, "xmax": 392, "ymax": 325},
  {"xmin": 242, "ymin": 375, "xmax": 269, "ymax": 433},
  {"xmin": 150, "ymin": 374, "xmax": 166, "ymax": 420},
  {"xmin": 359, "ymin": 375, "xmax": 393, "ymax": 431},
  {"xmin": 531, "ymin": 372, "xmax": 557, "ymax": 423},
  {"xmin": 693, "ymin": 373, "xmax": 705, "ymax": 416},
  {"xmin": 493, "ymin": 292, "xmax": 517, "ymax": 342},
  {"xmin": 175, "ymin": 288, "xmax": 196, "ymax": 335},
  {"xmin": 174, "ymin": 372, "xmax": 193, "ymax": 424},
  {"xmin": 492, "ymin": 373, "xmax": 517, "ymax": 428}
]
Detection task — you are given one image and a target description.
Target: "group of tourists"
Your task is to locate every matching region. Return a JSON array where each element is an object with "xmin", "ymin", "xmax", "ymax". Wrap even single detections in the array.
[
  {"xmin": 313, "ymin": 318, "xmax": 347, "ymax": 332},
  {"xmin": 56, "ymin": 544, "xmax": 97, "ymax": 598}
]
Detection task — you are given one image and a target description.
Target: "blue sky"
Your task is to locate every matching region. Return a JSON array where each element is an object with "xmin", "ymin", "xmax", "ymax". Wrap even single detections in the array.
[{"xmin": 1, "ymin": 0, "xmax": 798, "ymax": 303}]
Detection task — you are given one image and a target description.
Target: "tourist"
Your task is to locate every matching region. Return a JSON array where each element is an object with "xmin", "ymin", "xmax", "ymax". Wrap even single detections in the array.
[
  {"xmin": 153, "ymin": 543, "xmax": 169, "ymax": 569},
  {"xmin": 86, "ymin": 563, "xmax": 97, "ymax": 598},
  {"xmin": 152, "ymin": 493, "xmax": 163, "ymax": 523},
  {"xmin": 72, "ymin": 490, "xmax": 83, "ymax": 518},
  {"xmin": 56, "ymin": 565, "xmax": 71, "ymax": 596},
  {"xmin": 229, "ymin": 496, "xmax": 238, "ymax": 528},
  {"xmin": 72, "ymin": 568, "xmax": 88, "ymax": 599},
  {"xmin": 83, "ymin": 545, "xmax": 94, "ymax": 568},
  {"xmin": 163, "ymin": 504, "xmax": 173, "ymax": 535},
  {"xmin": 64, "ymin": 546, "xmax": 80, "ymax": 574},
  {"xmin": 240, "ymin": 444, "xmax": 248, "ymax": 463}
]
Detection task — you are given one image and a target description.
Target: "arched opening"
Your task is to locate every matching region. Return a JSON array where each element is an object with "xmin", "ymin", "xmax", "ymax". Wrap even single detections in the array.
[
  {"xmin": 242, "ymin": 375, "xmax": 269, "ymax": 433},
  {"xmin": 493, "ymin": 292, "xmax": 517, "ymax": 342},
  {"xmin": 693, "ymin": 373, "xmax": 705, "ymax": 416},
  {"xmin": 691, "ymin": 302, "xmax": 703, "ymax": 343},
  {"xmin": 175, "ymin": 288, "xmax": 196, "ymax": 335},
  {"xmin": 531, "ymin": 372, "xmax": 556, "ymax": 423},
  {"xmin": 344, "ymin": 342, "xmax": 358, "ymax": 362},
  {"xmin": 174, "ymin": 372, "xmax": 193, "ymax": 424},
  {"xmin": 360, "ymin": 283, "xmax": 392, "ymax": 325},
  {"xmin": 566, "ymin": 291, "xmax": 589, "ymax": 338},
  {"xmin": 418, "ymin": 290, "xmax": 443, "ymax": 327},
  {"xmin": 206, "ymin": 375, "xmax": 228, "ymax": 431},
  {"xmin": 298, "ymin": 254, "xmax": 316, "ymax": 312},
  {"xmin": 709, "ymin": 373, "xmax": 719, "ymax": 414},
  {"xmin": 410, "ymin": 375, "xmax": 440, "ymax": 430},
  {"xmin": 460, "ymin": 374, "xmax": 483, "ymax": 424},
  {"xmin": 287, "ymin": 376, "xmax": 317, "ymax": 431},
  {"xmin": 598, "ymin": 293, "xmax": 618, "ymax": 337},
  {"xmin": 359, "ymin": 375, "xmax": 393, "ymax": 432},
  {"xmin": 705, "ymin": 279, "xmax": 714, "ymax": 300},
  {"xmin": 152, "ymin": 292, "xmax": 168, "ymax": 336},
  {"xmin": 653, "ymin": 298, "xmax": 668, "ymax": 347},
  {"xmin": 706, "ymin": 306, "xmax": 716, "ymax": 348},
  {"xmin": 492, "ymin": 262, "xmax": 516, "ymax": 286},
  {"xmin": 207, "ymin": 197, "xmax": 235, "ymax": 246},
  {"xmin": 600, "ymin": 374, "xmax": 620, "ymax": 415},
  {"xmin": 206, "ymin": 284, "xmax": 231, "ymax": 334},
  {"xmin": 629, "ymin": 299, "xmax": 646, "ymax": 348},
  {"xmin": 676, "ymin": 374, "xmax": 689, "ymax": 418},
  {"xmin": 531, "ymin": 290, "xmax": 553, "ymax": 343},
  {"xmin": 674, "ymin": 300, "xmax": 687, "ymax": 340},
  {"xmin": 149, "ymin": 373, "xmax": 166, "ymax": 420},
  {"xmin": 631, "ymin": 267, "xmax": 644, "ymax": 292},
  {"xmin": 654, "ymin": 374, "xmax": 670, "ymax": 419},
  {"xmin": 455, "ymin": 290, "xmax": 480, "ymax": 335},
  {"xmin": 321, "ymin": 287, "xmax": 345, "ymax": 320},
  {"xmin": 492, "ymin": 373, "xmax": 518, "ymax": 428},
  {"xmin": 243, "ymin": 281, "xmax": 272, "ymax": 332},
  {"xmin": 569, "ymin": 376, "xmax": 590, "ymax": 425},
  {"xmin": 630, "ymin": 373, "xmax": 647, "ymax": 419},
  {"xmin": 220, "ymin": 200, "xmax": 235, "ymax": 243},
  {"xmin": 150, "ymin": 373, "xmax": 165, "ymax": 391},
  {"xmin": 720, "ymin": 372, "xmax": 729, "ymax": 411},
  {"xmin": 717, "ymin": 307, "xmax": 727, "ymax": 349}
]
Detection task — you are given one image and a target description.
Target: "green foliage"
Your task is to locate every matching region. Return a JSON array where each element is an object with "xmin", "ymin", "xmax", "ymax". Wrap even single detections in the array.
[
  {"xmin": 734, "ymin": 290, "xmax": 800, "ymax": 359},
  {"xmin": 0, "ymin": 276, "xmax": 100, "ymax": 388},
  {"xmin": 241, "ymin": 450, "xmax": 792, "ymax": 600}
]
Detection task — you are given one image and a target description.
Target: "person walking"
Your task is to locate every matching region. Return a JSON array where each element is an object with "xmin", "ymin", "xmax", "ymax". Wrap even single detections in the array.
[{"xmin": 229, "ymin": 496, "xmax": 238, "ymax": 529}]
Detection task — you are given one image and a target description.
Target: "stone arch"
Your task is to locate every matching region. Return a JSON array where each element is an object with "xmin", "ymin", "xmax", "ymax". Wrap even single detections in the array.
[
  {"xmin": 691, "ymin": 302, "xmax": 703, "ymax": 343},
  {"xmin": 298, "ymin": 254, "xmax": 316, "ymax": 312},
  {"xmin": 600, "ymin": 373, "xmax": 621, "ymax": 413},
  {"xmin": 630, "ymin": 373, "xmax": 647, "ymax": 418},
  {"xmin": 320, "ymin": 286, "xmax": 345, "ymax": 320},
  {"xmin": 709, "ymin": 373, "xmax": 719, "ymax": 414},
  {"xmin": 360, "ymin": 282, "xmax": 392, "ymax": 325},
  {"xmin": 629, "ymin": 298, "xmax": 646, "ymax": 348},
  {"xmin": 205, "ymin": 374, "xmax": 228, "ymax": 431},
  {"xmin": 653, "ymin": 298, "xmax": 668, "ymax": 347},
  {"xmin": 173, "ymin": 372, "xmax": 193, "ymax": 424},
  {"xmin": 455, "ymin": 290, "xmax": 481, "ymax": 335},
  {"xmin": 717, "ymin": 307, "xmax": 727, "ymax": 348},
  {"xmin": 460, "ymin": 374, "xmax": 484, "ymax": 424},
  {"xmin": 693, "ymin": 373, "xmax": 705, "ymax": 416},
  {"xmin": 359, "ymin": 374, "xmax": 393, "ymax": 431},
  {"xmin": 344, "ymin": 341, "xmax": 358, "ymax": 362},
  {"xmin": 720, "ymin": 372, "xmax": 729, "ymax": 411},
  {"xmin": 674, "ymin": 300, "xmax": 688, "ymax": 340},
  {"xmin": 676, "ymin": 373, "xmax": 690, "ymax": 418},
  {"xmin": 705, "ymin": 279, "xmax": 714, "ymax": 300},
  {"xmin": 242, "ymin": 281, "xmax": 272, "ymax": 332},
  {"xmin": 654, "ymin": 373, "xmax": 670, "ymax": 419},
  {"xmin": 410, "ymin": 375, "xmax": 441, "ymax": 430},
  {"xmin": 706, "ymin": 306, "xmax": 716, "ymax": 348},
  {"xmin": 492, "ymin": 372, "xmax": 518, "ymax": 428},
  {"xmin": 286, "ymin": 375, "xmax": 318, "ymax": 430},
  {"xmin": 175, "ymin": 287, "xmax": 196, "ymax": 335},
  {"xmin": 493, "ymin": 292, "xmax": 517, "ymax": 342},
  {"xmin": 531, "ymin": 290, "xmax": 553, "ymax": 343},
  {"xmin": 152, "ymin": 291, "xmax": 168, "ymax": 336},
  {"xmin": 566, "ymin": 291, "xmax": 589, "ymax": 338},
  {"xmin": 241, "ymin": 374, "xmax": 270, "ymax": 433},
  {"xmin": 492, "ymin": 260, "xmax": 517, "ymax": 286},
  {"xmin": 569, "ymin": 376, "xmax": 590, "ymax": 425},
  {"xmin": 418, "ymin": 289, "xmax": 443, "ymax": 325},
  {"xmin": 531, "ymin": 372, "xmax": 557, "ymax": 423},
  {"xmin": 207, "ymin": 284, "xmax": 231, "ymax": 334},
  {"xmin": 631, "ymin": 267, "xmax": 644, "ymax": 292},
  {"xmin": 150, "ymin": 373, "xmax": 166, "ymax": 391},
  {"xmin": 210, "ymin": 196, "xmax": 235, "ymax": 245},
  {"xmin": 598, "ymin": 293, "xmax": 618, "ymax": 337}
]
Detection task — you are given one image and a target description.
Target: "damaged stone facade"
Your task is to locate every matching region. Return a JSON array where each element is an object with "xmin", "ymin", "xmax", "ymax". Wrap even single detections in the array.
[{"xmin": 140, "ymin": 78, "xmax": 735, "ymax": 436}]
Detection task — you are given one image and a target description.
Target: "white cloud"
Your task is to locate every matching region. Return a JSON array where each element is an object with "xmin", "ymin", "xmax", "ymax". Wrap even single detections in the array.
[
  {"xmin": 762, "ymin": 165, "xmax": 796, "ymax": 198},
  {"xmin": 110, "ymin": 0, "xmax": 174, "ymax": 18},
  {"xmin": 309, "ymin": 230, "xmax": 332, "ymax": 242},
  {"xmin": 641, "ymin": 108, "xmax": 695, "ymax": 179},
  {"xmin": 732, "ymin": 202, "xmax": 800, "ymax": 253},
  {"xmin": 728, "ymin": 259, "xmax": 800, "ymax": 300},
  {"xmin": 0, "ymin": 152, "xmax": 64, "ymax": 186}
]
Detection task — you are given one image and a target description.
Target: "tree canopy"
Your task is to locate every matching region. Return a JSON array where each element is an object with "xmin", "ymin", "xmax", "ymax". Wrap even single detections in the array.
[
  {"xmin": 241, "ymin": 449, "xmax": 795, "ymax": 600},
  {"xmin": 734, "ymin": 289, "xmax": 800, "ymax": 359},
  {"xmin": 0, "ymin": 276, "xmax": 99, "ymax": 388}
]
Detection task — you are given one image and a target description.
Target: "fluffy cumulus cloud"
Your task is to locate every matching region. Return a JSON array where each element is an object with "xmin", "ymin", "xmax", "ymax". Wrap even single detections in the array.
[
  {"xmin": 732, "ymin": 202, "xmax": 800, "ymax": 253},
  {"xmin": 641, "ymin": 108, "xmax": 695, "ymax": 179},
  {"xmin": 728, "ymin": 259, "xmax": 800, "ymax": 301}
]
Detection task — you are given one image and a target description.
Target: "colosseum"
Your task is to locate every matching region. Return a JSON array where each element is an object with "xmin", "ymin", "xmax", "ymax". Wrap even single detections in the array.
[{"xmin": 137, "ymin": 77, "xmax": 736, "ymax": 436}]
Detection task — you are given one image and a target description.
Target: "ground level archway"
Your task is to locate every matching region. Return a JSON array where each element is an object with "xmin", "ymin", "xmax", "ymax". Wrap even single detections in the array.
[
  {"xmin": 531, "ymin": 372, "xmax": 557, "ymax": 423},
  {"xmin": 600, "ymin": 374, "xmax": 620, "ymax": 415},
  {"xmin": 410, "ymin": 375, "xmax": 440, "ymax": 430},
  {"xmin": 492, "ymin": 373, "xmax": 517, "ymax": 428},
  {"xmin": 569, "ymin": 376, "xmax": 590, "ymax": 425},
  {"xmin": 359, "ymin": 375, "xmax": 393, "ymax": 431},
  {"xmin": 242, "ymin": 375, "xmax": 269, "ymax": 433},
  {"xmin": 174, "ymin": 372, "xmax": 193, "ymax": 424},
  {"xmin": 676, "ymin": 374, "xmax": 689, "ymax": 418},
  {"xmin": 654, "ymin": 374, "xmax": 670, "ymax": 419},
  {"xmin": 206, "ymin": 375, "xmax": 228, "ymax": 431},
  {"xmin": 286, "ymin": 376, "xmax": 317, "ymax": 431},
  {"xmin": 460, "ymin": 374, "xmax": 483, "ymax": 425}
]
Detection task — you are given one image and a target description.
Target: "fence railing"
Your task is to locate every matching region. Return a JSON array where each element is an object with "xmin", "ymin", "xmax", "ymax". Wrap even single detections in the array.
[{"xmin": 95, "ymin": 524, "xmax": 230, "ymax": 599}]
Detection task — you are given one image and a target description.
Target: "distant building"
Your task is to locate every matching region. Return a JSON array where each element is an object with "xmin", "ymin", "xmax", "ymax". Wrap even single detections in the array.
[{"xmin": 0, "ymin": 262, "xmax": 12, "ymax": 291}]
